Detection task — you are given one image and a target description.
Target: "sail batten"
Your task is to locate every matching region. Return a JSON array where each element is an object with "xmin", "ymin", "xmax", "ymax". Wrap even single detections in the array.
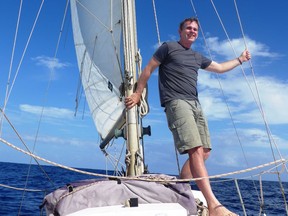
[{"xmin": 70, "ymin": 0, "xmax": 124, "ymax": 141}]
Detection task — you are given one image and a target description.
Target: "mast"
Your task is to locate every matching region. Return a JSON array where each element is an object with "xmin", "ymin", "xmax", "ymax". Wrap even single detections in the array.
[{"xmin": 122, "ymin": 0, "xmax": 143, "ymax": 176}]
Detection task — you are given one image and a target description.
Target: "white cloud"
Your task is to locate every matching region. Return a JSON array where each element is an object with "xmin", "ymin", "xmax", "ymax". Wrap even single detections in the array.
[
  {"xmin": 198, "ymin": 72, "xmax": 288, "ymax": 125},
  {"xmin": 194, "ymin": 36, "xmax": 288, "ymax": 173},
  {"xmin": 32, "ymin": 56, "xmax": 70, "ymax": 70},
  {"xmin": 198, "ymin": 34, "xmax": 288, "ymax": 125},
  {"xmin": 207, "ymin": 127, "xmax": 287, "ymax": 172},
  {"xmin": 20, "ymin": 104, "xmax": 74, "ymax": 119},
  {"xmin": 205, "ymin": 36, "xmax": 279, "ymax": 60},
  {"xmin": 31, "ymin": 56, "xmax": 70, "ymax": 80},
  {"xmin": 24, "ymin": 134, "xmax": 95, "ymax": 147},
  {"xmin": 238, "ymin": 128, "xmax": 288, "ymax": 150}
]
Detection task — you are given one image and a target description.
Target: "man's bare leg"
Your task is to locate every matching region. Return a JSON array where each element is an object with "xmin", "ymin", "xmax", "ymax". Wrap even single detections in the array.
[
  {"xmin": 180, "ymin": 159, "xmax": 193, "ymax": 179},
  {"xmin": 180, "ymin": 148, "xmax": 210, "ymax": 179},
  {"xmin": 187, "ymin": 147, "xmax": 238, "ymax": 216}
]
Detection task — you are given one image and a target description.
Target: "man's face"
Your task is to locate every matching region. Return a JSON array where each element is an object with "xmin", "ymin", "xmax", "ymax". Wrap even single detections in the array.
[{"xmin": 179, "ymin": 21, "xmax": 199, "ymax": 43}]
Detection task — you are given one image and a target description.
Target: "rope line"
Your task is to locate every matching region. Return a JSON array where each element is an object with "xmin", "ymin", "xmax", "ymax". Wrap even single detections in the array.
[
  {"xmin": 0, "ymin": 108, "xmax": 55, "ymax": 186},
  {"xmin": 1, "ymin": 137, "xmax": 286, "ymax": 183},
  {"xmin": 152, "ymin": 0, "xmax": 161, "ymax": 45},
  {"xmin": 0, "ymin": 183, "xmax": 44, "ymax": 192}
]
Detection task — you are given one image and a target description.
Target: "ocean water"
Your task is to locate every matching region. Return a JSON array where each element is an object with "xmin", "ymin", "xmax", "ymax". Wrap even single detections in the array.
[{"xmin": 0, "ymin": 162, "xmax": 287, "ymax": 216}]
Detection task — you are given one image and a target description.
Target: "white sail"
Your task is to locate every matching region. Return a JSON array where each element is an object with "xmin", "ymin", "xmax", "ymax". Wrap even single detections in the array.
[{"xmin": 70, "ymin": 0, "xmax": 125, "ymax": 142}]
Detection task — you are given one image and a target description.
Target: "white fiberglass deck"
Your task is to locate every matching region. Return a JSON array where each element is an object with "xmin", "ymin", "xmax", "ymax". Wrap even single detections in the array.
[{"xmin": 67, "ymin": 203, "xmax": 188, "ymax": 216}]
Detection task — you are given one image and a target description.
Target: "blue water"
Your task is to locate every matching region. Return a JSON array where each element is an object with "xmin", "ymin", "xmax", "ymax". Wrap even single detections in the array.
[{"xmin": 0, "ymin": 162, "xmax": 287, "ymax": 215}]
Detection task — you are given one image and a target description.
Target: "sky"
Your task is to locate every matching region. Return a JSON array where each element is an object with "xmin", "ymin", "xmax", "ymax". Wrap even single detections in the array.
[{"xmin": 0, "ymin": 0, "xmax": 287, "ymax": 182}]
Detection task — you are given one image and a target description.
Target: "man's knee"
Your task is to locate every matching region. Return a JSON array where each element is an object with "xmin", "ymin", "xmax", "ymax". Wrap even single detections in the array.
[
  {"xmin": 187, "ymin": 146, "xmax": 210, "ymax": 161},
  {"xmin": 203, "ymin": 148, "xmax": 211, "ymax": 160}
]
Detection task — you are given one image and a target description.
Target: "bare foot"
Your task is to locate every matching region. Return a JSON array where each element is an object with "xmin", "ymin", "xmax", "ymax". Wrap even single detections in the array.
[{"xmin": 209, "ymin": 205, "xmax": 238, "ymax": 216}]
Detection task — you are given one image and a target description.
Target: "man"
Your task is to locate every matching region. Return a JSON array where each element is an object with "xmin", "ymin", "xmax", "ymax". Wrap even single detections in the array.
[{"xmin": 125, "ymin": 17, "xmax": 250, "ymax": 216}]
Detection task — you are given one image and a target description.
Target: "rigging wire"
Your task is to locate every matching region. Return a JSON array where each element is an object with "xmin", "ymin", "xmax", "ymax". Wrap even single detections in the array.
[
  {"xmin": 211, "ymin": 0, "xmax": 278, "ymax": 212},
  {"xmin": 190, "ymin": 0, "xmax": 252, "ymax": 173},
  {"xmin": 233, "ymin": 0, "xmax": 288, "ymax": 213},
  {"xmin": 207, "ymin": 0, "xmax": 252, "ymax": 167},
  {"xmin": 210, "ymin": 0, "xmax": 285, "ymax": 170},
  {"xmin": 190, "ymin": 0, "xmax": 254, "ymax": 181},
  {"xmin": 0, "ymin": 108, "xmax": 55, "ymax": 187},
  {"xmin": 2, "ymin": 1, "xmax": 43, "ymax": 112},
  {"xmin": 0, "ymin": 0, "xmax": 23, "ymax": 136},
  {"xmin": 211, "ymin": 0, "xmax": 276, "ymax": 208},
  {"xmin": 0, "ymin": 0, "xmax": 71, "ymax": 214},
  {"xmin": 190, "ymin": 0, "xmax": 284, "ymax": 212},
  {"xmin": 1, "ymin": 1, "xmax": 48, "ymax": 215},
  {"xmin": 190, "ymin": 0, "xmax": 288, "ymax": 213},
  {"xmin": 19, "ymin": 0, "xmax": 70, "ymax": 204},
  {"xmin": 2, "ymin": 0, "xmax": 286, "ymax": 213},
  {"xmin": 206, "ymin": 0, "xmax": 259, "ymax": 189},
  {"xmin": 0, "ymin": 0, "xmax": 51, "ymax": 212},
  {"xmin": 188, "ymin": 3, "xmax": 254, "ymax": 214},
  {"xmin": 234, "ymin": 0, "xmax": 286, "ymax": 172},
  {"xmin": 104, "ymin": 139, "xmax": 127, "ymax": 176},
  {"xmin": 152, "ymin": 0, "xmax": 183, "ymax": 176}
]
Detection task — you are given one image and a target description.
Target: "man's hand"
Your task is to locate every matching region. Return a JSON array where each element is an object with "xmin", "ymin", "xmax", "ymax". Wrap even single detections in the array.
[
  {"xmin": 125, "ymin": 92, "xmax": 141, "ymax": 109},
  {"xmin": 239, "ymin": 49, "xmax": 251, "ymax": 63}
]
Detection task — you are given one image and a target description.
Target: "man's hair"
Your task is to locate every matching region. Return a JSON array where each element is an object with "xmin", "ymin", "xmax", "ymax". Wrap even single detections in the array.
[{"xmin": 179, "ymin": 17, "xmax": 199, "ymax": 31}]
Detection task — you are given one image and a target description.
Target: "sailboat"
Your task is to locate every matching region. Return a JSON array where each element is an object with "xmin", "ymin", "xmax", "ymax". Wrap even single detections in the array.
[
  {"xmin": 0, "ymin": 0, "xmax": 287, "ymax": 215},
  {"xmin": 43, "ymin": 0, "xmax": 205, "ymax": 215}
]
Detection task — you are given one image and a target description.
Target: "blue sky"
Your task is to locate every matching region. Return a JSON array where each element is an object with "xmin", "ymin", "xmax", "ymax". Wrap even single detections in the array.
[{"xmin": 0, "ymin": 1, "xmax": 287, "ymax": 182}]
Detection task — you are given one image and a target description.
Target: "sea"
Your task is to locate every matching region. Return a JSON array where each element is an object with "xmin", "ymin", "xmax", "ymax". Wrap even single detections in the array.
[{"xmin": 0, "ymin": 162, "xmax": 287, "ymax": 216}]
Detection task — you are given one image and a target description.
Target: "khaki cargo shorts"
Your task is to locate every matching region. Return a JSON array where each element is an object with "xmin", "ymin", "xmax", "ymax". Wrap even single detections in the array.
[{"xmin": 165, "ymin": 99, "xmax": 211, "ymax": 154}]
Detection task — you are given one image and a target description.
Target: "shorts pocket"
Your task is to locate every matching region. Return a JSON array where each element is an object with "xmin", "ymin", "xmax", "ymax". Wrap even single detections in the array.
[{"xmin": 165, "ymin": 100, "xmax": 185, "ymax": 131}]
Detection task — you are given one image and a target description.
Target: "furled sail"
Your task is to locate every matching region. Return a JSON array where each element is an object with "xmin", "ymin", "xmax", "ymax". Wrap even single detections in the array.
[{"xmin": 70, "ymin": 0, "xmax": 125, "ymax": 142}]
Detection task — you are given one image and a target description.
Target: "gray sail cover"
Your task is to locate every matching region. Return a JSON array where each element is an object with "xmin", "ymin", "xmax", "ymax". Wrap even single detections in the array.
[{"xmin": 43, "ymin": 174, "xmax": 197, "ymax": 215}]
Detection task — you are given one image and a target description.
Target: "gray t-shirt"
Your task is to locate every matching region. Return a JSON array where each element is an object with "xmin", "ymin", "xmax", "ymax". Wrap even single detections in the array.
[{"xmin": 153, "ymin": 41, "xmax": 212, "ymax": 107}]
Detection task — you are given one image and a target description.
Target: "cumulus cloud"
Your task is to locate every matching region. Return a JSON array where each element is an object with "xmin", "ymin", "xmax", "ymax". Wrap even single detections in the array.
[
  {"xmin": 32, "ymin": 56, "xmax": 70, "ymax": 70},
  {"xmin": 207, "ymin": 126, "xmax": 286, "ymax": 172},
  {"xmin": 198, "ymin": 72, "xmax": 288, "ymax": 125},
  {"xmin": 205, "ymin": 36, "xmax": 279, "ymax": 60},
  {"xmin": 196, "ymin": 35, "xmax": 288, "ymax": 125},
  {"xmin": 20, "ymin": 104, "xmax": 74, "ymax": 119},
  {"xmin": 189, "ymin": 36, "xmax": 288, "ymax": 172},
  {"xmin": 31, "ymin": 56, "xmax": 70, "ymax": 80},
  {"xmin": 24, "ymin": 134, "xmax": 95, "ymax": 147}
]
